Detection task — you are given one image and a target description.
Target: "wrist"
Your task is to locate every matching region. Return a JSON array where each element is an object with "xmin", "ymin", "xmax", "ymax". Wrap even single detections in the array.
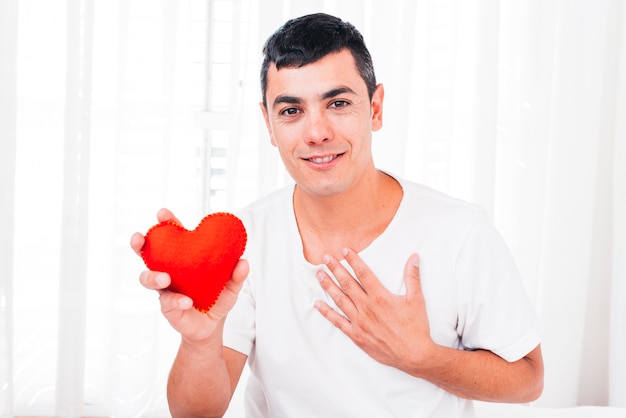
[
  {"xmin": 179, "ymin": 316, "xmax": 225, "ymax": 353},
  {"xmin": 405, "ymin": 341, "xmax": 451, "ymax": 379}
]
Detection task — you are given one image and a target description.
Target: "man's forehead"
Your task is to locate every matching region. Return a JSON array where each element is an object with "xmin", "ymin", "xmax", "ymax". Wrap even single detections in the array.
[
  {"xmin": 265, "ymin": 51, "xmax": 365, "ymax": 97},
  {"xmin": 270, "ymin": 48, "xmax": 355, "ymax": 71}
]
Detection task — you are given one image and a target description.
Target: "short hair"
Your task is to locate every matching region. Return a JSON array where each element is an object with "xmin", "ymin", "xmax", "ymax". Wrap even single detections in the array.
[{"xmin": 260, "ymin": 13, "xmax": 377, "ymax": 107}]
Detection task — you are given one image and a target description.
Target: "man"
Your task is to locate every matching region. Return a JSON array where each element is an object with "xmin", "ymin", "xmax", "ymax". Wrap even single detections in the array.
[{"xmin": 132, "ymin": 13, "xmax": 543, "ymax": 418}]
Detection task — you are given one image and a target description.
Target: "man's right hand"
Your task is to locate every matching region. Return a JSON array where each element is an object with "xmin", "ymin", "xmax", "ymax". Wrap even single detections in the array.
[{"xmin": 131, "ymin": 208, "xmax": 250, "ymax": 343}]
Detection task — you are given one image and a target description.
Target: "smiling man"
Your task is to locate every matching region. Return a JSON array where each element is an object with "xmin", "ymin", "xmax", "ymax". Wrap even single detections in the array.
[
  {"xmin": 260, "ymin": 48, "xmax": 400, "ymax": 264},
  {"xmin": 133, "ymin": 13, "xmax": 543, "ymax": 418}
]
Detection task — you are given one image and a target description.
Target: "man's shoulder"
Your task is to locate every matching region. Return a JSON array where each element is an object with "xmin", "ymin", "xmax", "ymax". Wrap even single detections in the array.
[
  {"xmin": 398, "ymin": 177, "xmax": 482, "ymax": 217},
  {"xmin": 235, "ymin": 183, "xmax": 295, "ymax": 225}
]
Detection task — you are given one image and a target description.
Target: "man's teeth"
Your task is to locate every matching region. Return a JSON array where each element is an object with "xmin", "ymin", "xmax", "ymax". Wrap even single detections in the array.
[{"xmin": 310, "ymin": 155, "xmax": 337, "ymax": 163}]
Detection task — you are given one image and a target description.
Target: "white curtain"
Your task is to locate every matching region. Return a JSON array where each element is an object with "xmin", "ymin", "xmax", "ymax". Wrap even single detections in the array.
[{"xmin": 1, "ymin": 0, "xmax": 624, "ymax": 416}]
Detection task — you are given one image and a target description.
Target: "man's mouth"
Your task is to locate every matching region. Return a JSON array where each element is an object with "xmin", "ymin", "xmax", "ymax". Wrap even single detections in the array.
[{"xmin": 306, "ymin": 154, "xmax": 342, "ymax": 163}]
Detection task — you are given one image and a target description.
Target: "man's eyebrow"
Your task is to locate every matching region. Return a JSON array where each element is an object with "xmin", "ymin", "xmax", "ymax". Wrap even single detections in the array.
[
  {"xmin": 321, "ymin": 86, "xmax": 357, "ymax": 100},
  {"xmin": 271, "ymin": 87, "xmax": 357, "ymax": 109},
  {"xmin": 272, "ymin": 95, "xmax": 301, "ymax": 109}
]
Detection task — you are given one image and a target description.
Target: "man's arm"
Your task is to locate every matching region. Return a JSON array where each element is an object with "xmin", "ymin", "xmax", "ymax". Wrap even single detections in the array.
[
  {"xmin": 132, "ymin": 209, "xmax": 249, "ymax": 417},
  {"xmin": 408, "ymin": 343, "xmax": 543, "ymax": 402},
  {"xmin": 167, "ymin": 325, "xmax": 248, "ymax": 417},
  {"xmin": 315, "ymin": 249, "xmax": 544, "ymax": 403}
]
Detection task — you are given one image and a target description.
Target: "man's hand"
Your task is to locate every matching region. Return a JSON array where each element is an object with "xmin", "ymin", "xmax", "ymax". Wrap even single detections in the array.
[
  {"xmin": 131, "ymin": 208, "xmax": 249, "ymax": 343},
  {"xmin": 314, "ymin": 248, "xmax": 544, "ymax": 402},
  {"xmin": 314, "ymin": 248, "xmax": 435, "ymax": 370}
]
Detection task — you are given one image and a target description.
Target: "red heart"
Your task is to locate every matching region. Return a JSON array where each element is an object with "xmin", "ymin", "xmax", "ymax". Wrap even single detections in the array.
[{"xmin": 141, "ymin": 212, "xmax": 247, "ymax": 312}]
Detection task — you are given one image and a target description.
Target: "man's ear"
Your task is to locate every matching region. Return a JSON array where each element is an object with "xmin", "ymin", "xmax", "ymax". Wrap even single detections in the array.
[
  {"xmin": 259, "ymin": 102, "xmax": 277, "ymax": 146},
  {"xmin": 371, "ymin": 84, "xmax": 384, "ymax": 132}
]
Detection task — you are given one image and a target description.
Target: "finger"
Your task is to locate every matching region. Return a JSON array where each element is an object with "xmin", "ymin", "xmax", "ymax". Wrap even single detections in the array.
[
  {"xmin": 156, "ymin": 208, "xmax": 181, "ymax": 225},
  {"xmin": 316, "ymin": 269, "xmax": 358, "ymax": 318},
  {"xmin": 131, "ymin": 209, "xmax": 179, "ymax": 256},
  {"xmin": 159, "ymin": 289, "xmax": 194, "ymax": 313},
  {"xmin": 156, "ymin": 288, "xmax": 220, "ymax": 343},
  {"xmin": 314, "ymin": 299, "xmax": 353, "ymax": 337},
  {"xmin": 130, "ymin": 232, "xmax": 145, "ymax": 255},
  {"xmin": 139, "ymin": 270, "xmax": 171, "ymax": 290},
  {"xmin": 403, "ymin": 253, "xmax": 422, "ymax": 300},
  {"xmin": 341, "ymin": 248, "xmax": 382, "ymax": 293},
  {"xmin": 324, "ymin": 252, "xmax": 366, "ymax": 298}
]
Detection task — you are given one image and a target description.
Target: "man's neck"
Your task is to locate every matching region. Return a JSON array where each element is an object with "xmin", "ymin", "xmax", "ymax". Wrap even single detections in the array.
[{"xmin": 293, "ymin": 170, "xmax": 403, "ymax": 264}]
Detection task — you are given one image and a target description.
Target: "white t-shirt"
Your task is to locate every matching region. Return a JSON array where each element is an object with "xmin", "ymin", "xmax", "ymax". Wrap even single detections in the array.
[{"xmin": 224, "ymin": 177, "xmax": 540, "ymax": 418}]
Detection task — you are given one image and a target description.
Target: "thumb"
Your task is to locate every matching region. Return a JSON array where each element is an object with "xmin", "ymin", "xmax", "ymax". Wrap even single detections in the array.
[
  {"xmin": 206, "ymin": 258, "xmax": 249, "ymax": 320},
  {"xmin": 403, "ymin": 253, "xmax": 422, "ymax": 299}
]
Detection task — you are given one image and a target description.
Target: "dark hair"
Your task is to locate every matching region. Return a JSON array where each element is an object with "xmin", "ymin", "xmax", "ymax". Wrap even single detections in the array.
[{"xmin": 260, "ymin": 13, "xmax": 377, "ymax": 107}]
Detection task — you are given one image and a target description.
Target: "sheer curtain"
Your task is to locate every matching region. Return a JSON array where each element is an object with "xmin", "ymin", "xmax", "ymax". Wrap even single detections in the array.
[{"xmin": 1, "ymin": 0, "xmax": 624, "ymax": 416}]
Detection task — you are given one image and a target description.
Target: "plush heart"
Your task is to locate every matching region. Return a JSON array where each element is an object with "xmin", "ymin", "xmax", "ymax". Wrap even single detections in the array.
[{"xmin": 141, "ymin": 212, "xmax": 247, "ymax": 312}]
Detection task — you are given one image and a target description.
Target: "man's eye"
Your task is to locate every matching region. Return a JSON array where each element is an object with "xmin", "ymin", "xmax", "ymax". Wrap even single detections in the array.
[
  {"xmin": 280, "ymin": 107, "xmax": 300, "ymax": 116},
  {"xmin": 330, "ymin": 100, "xmax": 349, "ymax": 108}
]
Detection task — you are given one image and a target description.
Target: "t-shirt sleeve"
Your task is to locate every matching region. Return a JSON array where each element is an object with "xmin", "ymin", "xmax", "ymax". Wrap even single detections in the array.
[
  {"xmin": 222, "ymin": 269, "xmax": 256, "ymax": 356},
  {"xmin": 455, "ymin": 210, "xmax": 541, "ymax": 362}
]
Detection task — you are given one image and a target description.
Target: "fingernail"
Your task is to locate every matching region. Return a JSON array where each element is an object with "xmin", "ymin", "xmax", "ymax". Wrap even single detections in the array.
[
  {"xmin": 412, "ymin": 253, "xmax": 421, "ymax": 267},
  {"xmin": 323, "ymin": 254, "xmax": 331, "ymax": 265},
  {"xmin": 155, "ymin": 273, "xmax": 169, "ymax": 287},
  {"xmin": 179, "ymin": 297, "xmax": 192, "ymax": 309}
]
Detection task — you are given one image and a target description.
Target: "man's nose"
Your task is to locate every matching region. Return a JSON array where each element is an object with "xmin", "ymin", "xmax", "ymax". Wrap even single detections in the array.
[{"xmin": 304, "ymin": 110, "xmax": 334, "ymax": 144}]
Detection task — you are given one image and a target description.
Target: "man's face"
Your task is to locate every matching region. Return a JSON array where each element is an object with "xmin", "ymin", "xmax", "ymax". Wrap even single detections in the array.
[{"xmin": 261, "ymin": 49, "xmax": 384, "ymax": 199}]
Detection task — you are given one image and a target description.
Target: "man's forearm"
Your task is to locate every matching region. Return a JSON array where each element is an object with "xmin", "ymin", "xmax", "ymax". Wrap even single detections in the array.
[
  {"xmin": 409, "ymin": 344, "xmax": 544, "ymax": 403},
  {"xmin": 167, "ymin": 322, "xmax": 233, "ymax": 418}
]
